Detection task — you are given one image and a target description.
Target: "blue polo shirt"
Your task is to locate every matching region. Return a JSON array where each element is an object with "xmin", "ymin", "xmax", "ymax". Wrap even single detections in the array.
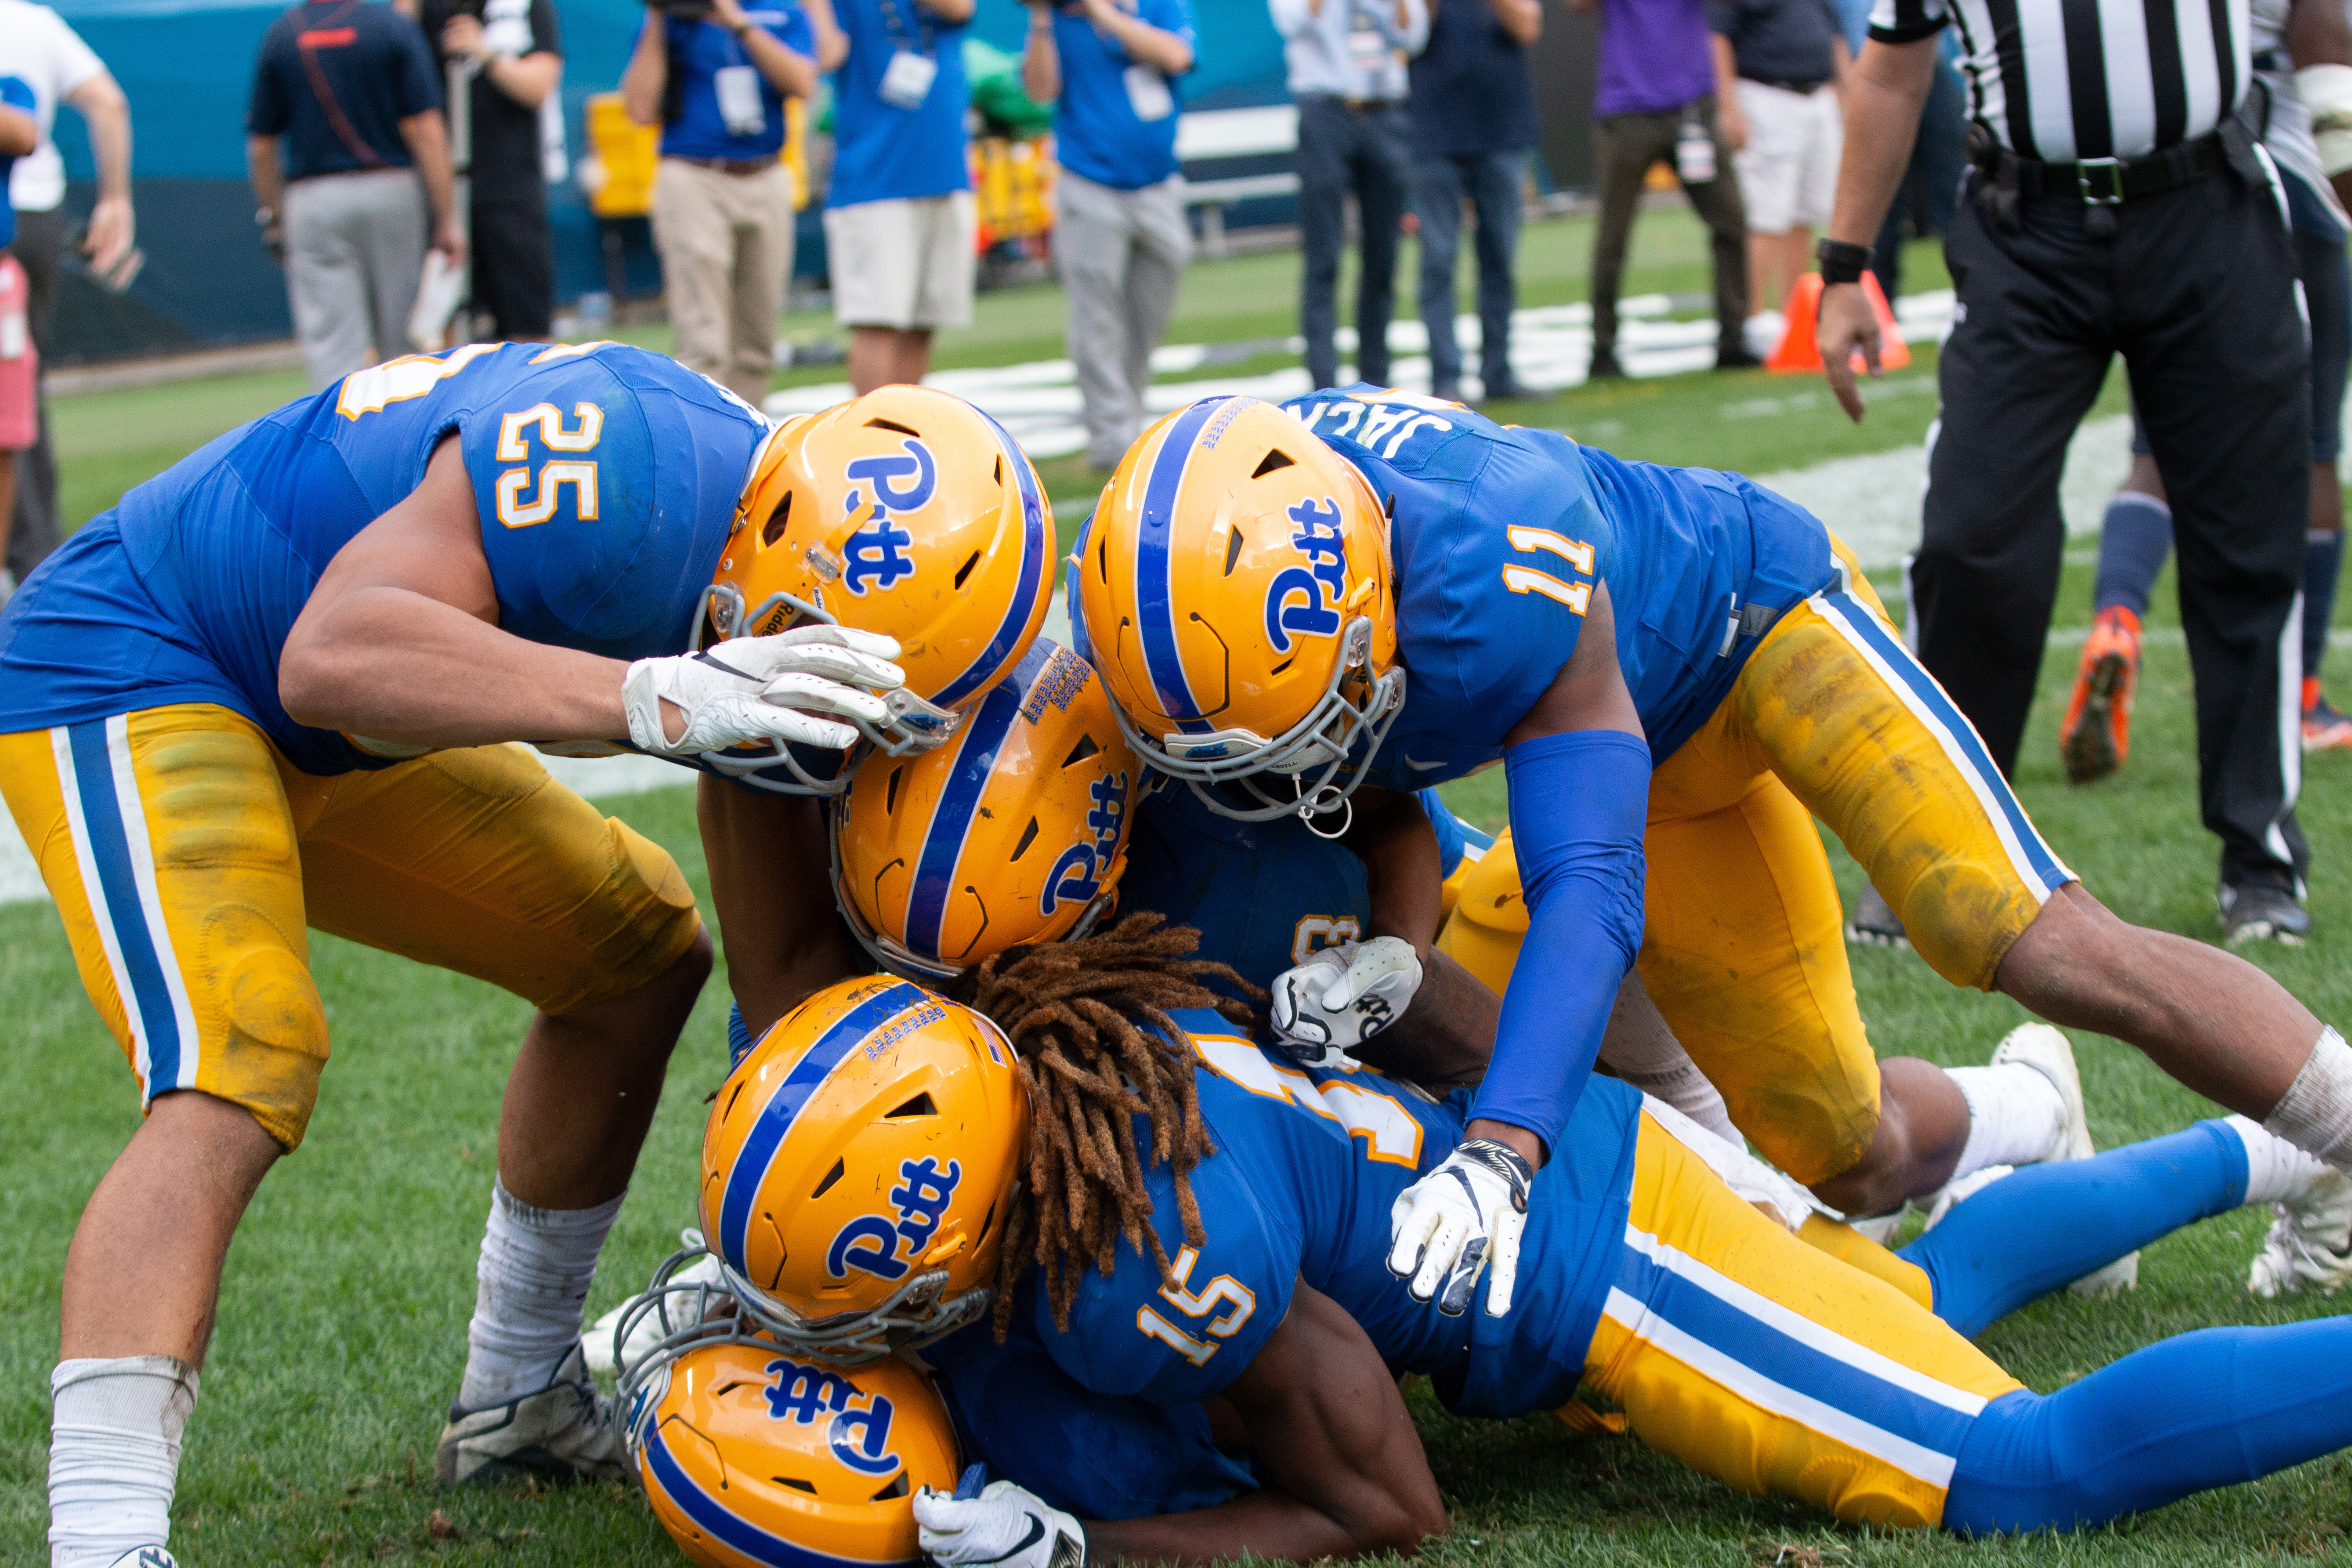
[
  {"xmin": 0, "ymin": 76, "xmax": 32, "ymax": 249},
  {"xmin": 827, "ymin": 0, "xmax": 969, "ymax": 207},
  {"xmin": 1050, "ymin": 0, "xmax": 1194, "ymax": 190},
  {"xmin": 248, "ymin": 0, "xmax": 441, "ymax": 181},
  {"xmin": 658, "ymin": 8, "xmax": 815, "ymax": 160},
  {"xmin": 1408, "ymin": 0, "xmax": 1538, "ymax": 157}
]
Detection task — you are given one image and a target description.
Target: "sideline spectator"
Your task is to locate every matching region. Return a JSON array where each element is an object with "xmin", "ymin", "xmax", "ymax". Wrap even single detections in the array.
[
  {"xmin": 1710, "ymin": 0, "xmax": 1845, "ymax": 328},
  {"xmin": 0, "ymin": 0, "xmax": 132, "ymax": 590},
  {"xmin": 419, "ymin": 0, "xmax": 562, "ymax": 342},
  {"xmin": 1270, "ymin": 0, "xmax": 1428, "ymax": 391},
  {"xmin": 1820, "ymin": 0, "xmax": 2315, "ymax": 942},
  {"xmin": 0, "ymin": 74, "xmax": 36, "ymax": 602},
  {"xmin": 626, "ymin": 0, "xmax": 833, "ymax": 406},
  {"xmin": 1571, "ymin": 0, "xmax": 1754, "ymax": 377},
  {"xmin": 247, "ymin": 0, "xmax": 466, "ymax": 390},
  {"xmin": 1408, "ymin": 0, "xmax": 1541, "ymax": 402},
  {"xmin": 826, "ymin": 0, "xmax": 977, "ymax": 394},
  {"xmin": 1023, "ymin": 0, "xmax": 1196, "ymax": 467}
]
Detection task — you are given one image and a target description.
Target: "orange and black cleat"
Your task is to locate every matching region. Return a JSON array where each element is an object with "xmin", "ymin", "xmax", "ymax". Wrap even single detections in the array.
[
  {"xmin": 2304, "ymin": 676, "xmax": 2352, "ymax": 751},
  {"xmin": 2059, "ymin": 605, "xmax": 2142, "ymax": 785}
]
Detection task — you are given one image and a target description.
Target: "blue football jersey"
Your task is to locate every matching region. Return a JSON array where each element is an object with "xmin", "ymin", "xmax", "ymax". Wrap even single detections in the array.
[
  {"xmin": 926, "ymin": 1008, "xmax": 1643, "ymax": 1515},
  {"xmin": 1274, "ymin": 387, "xmax": 1838, "ymax": 787},
  {"xmin": 0, "ymin": 342, "xmax": 767, "ymax": 775}
]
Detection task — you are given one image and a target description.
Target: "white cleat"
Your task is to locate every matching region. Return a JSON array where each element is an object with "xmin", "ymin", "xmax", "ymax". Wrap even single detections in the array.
[
  {"xmin": 584, "ymin": 1253, "xmax": 724, "ymax": 1377},
  {"xmin": 434, "ymin": 1343, "xmax": 626, "ymax": 1487},
  {"xmin": 1922, "ymin": 1164, "xmax": 2012, "ymax": 1231},
  {"xmin": 104, "ymin": 1551, "xmax": 179, "ymax": 1568},
  {"xmin": 2248, "ymin": 1163, "xmax": 2352, "ymax": 1299},
  {"xmin": 1991, "ymin": 1022, "xmax": 2138, "ymax": 1297}
]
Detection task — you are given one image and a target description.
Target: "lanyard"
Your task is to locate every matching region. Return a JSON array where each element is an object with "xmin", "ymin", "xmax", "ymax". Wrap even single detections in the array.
[{"xmin": 877, "ymin": 0, "xmax": 936, "ymax": 59}]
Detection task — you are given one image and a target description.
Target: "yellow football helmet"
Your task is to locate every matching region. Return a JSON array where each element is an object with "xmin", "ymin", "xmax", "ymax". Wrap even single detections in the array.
[
  {"xmin": 832, "ymin": 635, "xmax": 1143, "ymax": 981},
  {"xmin": 698, "ymin": 975, "xmax": 1030, "ymax": 1364},
  {"xmin": 1071, "ymin": 395, "xmax": 1404, "ymax": 827},
  {"xmin": 626, "ymin": 1337, "xmax": 960, "ymax": 1568},
  {"xmin": 702, "ymin": 386, "xmax": 1056, "ymax": 792}
]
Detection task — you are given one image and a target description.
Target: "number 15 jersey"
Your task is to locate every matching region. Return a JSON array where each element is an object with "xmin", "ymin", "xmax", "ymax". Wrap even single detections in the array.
[{"xmin": 0, "ymin": 341, "xmax": 767, "ymax": 775}]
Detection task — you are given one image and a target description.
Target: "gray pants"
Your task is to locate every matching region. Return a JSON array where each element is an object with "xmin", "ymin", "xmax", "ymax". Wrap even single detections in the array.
[
  {"xmin": 7, "ymin": 204, "xmax": 63, "ymax": 581},
  {"xmin": 1590, "ymin": 99, "xmax": 1748, "ymax": 359},
  {"xmin": 283, "ymin": 168, "xmax": 429, "ymax": 390},
  {"xmin": 1057, "ymin": 170, "xmax": 1190, "ymax": 467}
]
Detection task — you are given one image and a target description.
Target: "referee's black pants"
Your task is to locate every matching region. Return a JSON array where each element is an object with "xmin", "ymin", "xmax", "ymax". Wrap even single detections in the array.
[{"xmin": 1914, "ymin": 165, "xmax": 2311, "ymax": 892}]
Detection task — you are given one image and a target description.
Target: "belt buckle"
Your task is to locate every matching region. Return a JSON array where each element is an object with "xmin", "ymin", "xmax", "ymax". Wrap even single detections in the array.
[{"xmin": 2077, "ymin": 157, "xmax": 2125, "ymax": 206}]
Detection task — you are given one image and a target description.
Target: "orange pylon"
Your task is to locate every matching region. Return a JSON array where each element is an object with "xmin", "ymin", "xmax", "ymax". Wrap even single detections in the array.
[{"xmin": 1766, "ymin": 271, "xmax": 1911, "ymax": 374}]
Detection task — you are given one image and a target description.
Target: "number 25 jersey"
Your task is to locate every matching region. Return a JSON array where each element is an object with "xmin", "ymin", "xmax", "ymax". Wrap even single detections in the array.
[{"xmin": 0, "ymin": 341, "xmax": 767, "ymax": 775}]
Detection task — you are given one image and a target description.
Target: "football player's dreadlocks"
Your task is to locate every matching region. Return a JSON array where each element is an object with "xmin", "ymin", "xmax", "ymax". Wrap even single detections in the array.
[{"xmin": 957, "ymin": 911, "xmax": 1263, "ymax": 1336}]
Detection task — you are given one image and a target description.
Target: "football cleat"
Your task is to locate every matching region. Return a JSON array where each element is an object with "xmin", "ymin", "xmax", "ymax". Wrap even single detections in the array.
[
  {"xmin": 1921, "ymin": 1165, "xmax": 2011, "ymax": 1231},
  {"xmin": 434, "ymin": 1342, "xmax": 625, "ymax": 1486},
  {"xmin": 2247, "ymin": 1163, "xmax": 2352, "ymax": 1299},
  {"xmin": 1844, "ymin": 883, "xmax": 1909, "ymax": 948},
  {"xmin": 2058, "ymin": 604, "xmax": 2141, "ymax": 785},
  {"xmin": 700, "ymin": 977, "xmax": 1030, "ymax": 1365},
  {"xmin": 586, "ymin": 1248, "xmax": 725, "ymax": 1377},
  {"xmin": 701, "ymin": 386, "xmax": 1055, "ymax": 793},
  {"xmin": 2218, "ymin": 880, "xmax": 2312, "ymax": 946},
  {"xmin": 102, "ymin": 1551, "xmax": 178, "ymax": 1568},
  {"xmin": 1997, "ymin": 1023, "xmax": 2138, "ymax": 1297},
  {"xmin": 833, "ymin": 637, "xmax": 1143, "ymax": 981},
  {"xmin": 1071, "ymin": 396, "xmax": 1404, "ymax": 827},
  {"xmin": 624, "ymin": 1336, "xmax": 960, "ymax": 1568},
  {"xmin": 2304, "ymin": 677, "xmax": 2352, "ymax": 750}
]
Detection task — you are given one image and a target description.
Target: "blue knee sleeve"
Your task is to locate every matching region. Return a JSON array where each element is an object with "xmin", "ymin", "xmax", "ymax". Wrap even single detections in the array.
[
  {"xmin": 1946, "ymin": 1318, "xmax": 2352, "ymax": 1532},
  {"xmin": 1899, "ymin": 1121, "xmax": 2247, "ymax": 1340},
  {"xmin": 2092, "ymin": 493, "xmax": 2174, "ymax": 620},
  {"xmin": 727, "ymin": 1000, "xmax": 756, "ymax": 1068}
]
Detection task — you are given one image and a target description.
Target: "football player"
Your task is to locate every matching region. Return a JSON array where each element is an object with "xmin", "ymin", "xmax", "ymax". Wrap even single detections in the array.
[
  {"xmin": 0, "ymin": 348, "xmax": 1047, "ymax": 1568},
  {"xmin": 1071, "ymin": 389, "xmax": 2352, "ymax": 1320}
]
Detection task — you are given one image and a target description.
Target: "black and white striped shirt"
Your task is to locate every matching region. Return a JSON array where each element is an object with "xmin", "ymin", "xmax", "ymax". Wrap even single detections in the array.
[{"xmin": 1869, "ymin": 0, "xmax": 2252, "ymax": 162}]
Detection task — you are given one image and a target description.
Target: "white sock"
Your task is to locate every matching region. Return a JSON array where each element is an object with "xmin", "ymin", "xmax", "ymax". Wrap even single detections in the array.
[
  {"xmin": 49, "ymin": 1355, "xmax": 198, "ymax": 1568},
  {"xmin": 457, "ymin": 1179, "xmax": 626, "ymax": 1410},
  {"xmin": 1613, "ymin": 1058, "xmax": 1742, "ymax": 1149},
  {"xmin": 1946, "ymin": 1061, "xmax": 2068, "ymax": 1181},
  {"xmin": 2264, "ymin": 1027, "xmax": 2352, "ymax": 1175},
  {"xmin": 2227, "ymin": 1113, "xmax": 2334, "ymax": 1204}
]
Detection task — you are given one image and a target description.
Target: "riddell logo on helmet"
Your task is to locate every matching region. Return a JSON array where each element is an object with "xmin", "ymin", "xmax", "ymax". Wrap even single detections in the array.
[
  {"xmin": 1263, "ymin": 498, "xmax": 1349, "ymax": 652},
  {"xmin": 760, "ymin": 1357, "xmax": 904, "ymax": 1477},
  {"xmin": 1042, "ymin": 772, "xmax": 1129, "ymax": 915},
  {"xmin": 840, "ymin": 438, "xmax": 937, "ymax": 596},
  {"xmin": 826, "ymin": 1156, "xmax": 963, "ymax": 1282}
]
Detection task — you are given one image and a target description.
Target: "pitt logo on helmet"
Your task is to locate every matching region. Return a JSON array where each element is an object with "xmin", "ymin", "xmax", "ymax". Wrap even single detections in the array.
[
  {"xmin": 829, "ymin": 1156, "xmax": 963, "ymax": 1282},
  {"xmin": 833, "ymin": 637, "xmax": 1144, "ymax": 980},
  {"xmin": 1074, "ymin": 396, "xmax": 1406, "ymax": 826},
  {"xmin": 700, "ymin": 386, "xmax": 1054, "ymax": 793},
  {"xmin": 626, "ymin": 1340, "xmax": 959, "ymax": 1568}
]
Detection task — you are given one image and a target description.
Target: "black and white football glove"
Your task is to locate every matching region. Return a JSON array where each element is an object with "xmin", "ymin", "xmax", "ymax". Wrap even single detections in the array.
[
  {"xmin": 913, "ymin": 1475, "xmax": 1085, "ymax": 1568},
  {"xmin": 1268, "ymin": 937, "xmax": 1423, "ymax": 1069},
  {"xmin": 1387, "ymin": 1137, "xmax": 1533, "ymax": 1317},
  {"xmin": 621, "ymin": 625, "xmax": 903, "ymax": 757}
]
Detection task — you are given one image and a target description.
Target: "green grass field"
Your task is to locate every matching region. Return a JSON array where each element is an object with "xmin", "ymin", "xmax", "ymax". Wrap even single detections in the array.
[{"xmin": 11, "ymin": 209, "xmax": 2352, "ymax": 1566}]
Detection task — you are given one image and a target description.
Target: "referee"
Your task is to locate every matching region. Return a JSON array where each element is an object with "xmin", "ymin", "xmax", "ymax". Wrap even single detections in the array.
[{"xmin": 1817, "ymin": 0, "xmax": 2316, "ymax": 942}]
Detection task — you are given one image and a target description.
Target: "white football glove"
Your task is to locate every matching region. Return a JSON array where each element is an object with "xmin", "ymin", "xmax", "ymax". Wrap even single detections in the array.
[
  {"xmin": 1268, "ymin": 937, "xmax": 1424, "ymax": 1068},
  {"xmin": 914, "ymin": 1476, "xmax": 1086, "ymax": 1568},
  {"xmin": 1388, "ymin": 1137, "xmax": 1533, "ymax": 1318},
  {"xmin": 621, "ymin": 626, "xmax": 904, "ymax": 757}
]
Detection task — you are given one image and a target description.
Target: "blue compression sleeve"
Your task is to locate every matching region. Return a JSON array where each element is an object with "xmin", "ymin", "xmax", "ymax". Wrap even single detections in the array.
[
  {"xmin": 1471, "ymin": 730, "xmax": 1650, "ymax": 1152},
  {"xmin": 1900, "ymin": 1120, "xmax": 2248, "ymax": 1339},
  {"xmin": 1946, "ymin": 1317, "xmax": 2352, "ymax": 1532},
  {"xmin": 727, "ymin": 1000, "xmax": 756, "ymax": 1068}
]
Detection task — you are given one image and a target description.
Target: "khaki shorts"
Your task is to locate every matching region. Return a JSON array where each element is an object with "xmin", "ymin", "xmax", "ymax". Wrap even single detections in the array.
[{"xmin": 824, "ymin": 192, "xmax": 977, "ymax": 331}]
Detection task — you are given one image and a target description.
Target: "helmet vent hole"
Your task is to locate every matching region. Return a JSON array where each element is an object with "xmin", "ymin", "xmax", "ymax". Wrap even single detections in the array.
[
  {"xmin": 864, "ymin": 417, "xmax": 921, "ymax": 437},
  {"xmin": 1223, "ymin": 529, "xmax": 1244, "ymax": 576},
  {"xmin": 1270, "ymin": 658, "xmax": 1294, "ymax": 676},
  {"xmin": 993, "ymin": 454, "xmax": 1004, "ymax": 485},
  {"xmin": 872, "ymin": 1474, "xmax": 912, "ymax": 1501},
  {"xmin": 1097, "ymin": 539, "xmax": 1108, "ymax": 582},
  {"xmin": 885, "ymin": 765, "xmax": 905, "ymax": 815},
  {"xmin": 977, "ymin": 1199, "xmax": 998, "ymax": 1243},
  {"xmin": 812, "ymin": 1159, "xmax": 846, "ymax": 1199},
  {"xmin": 722, "ymin": 1080, "xmax": 745, "ymax": 1121},
  {"xmin": 887, "ymin": 1093, "xmax": 938, "ymax": 1119},
  {"xmin": 776, "ymin": 1477, "xmax": 818, "ymax": 1494},
  {"xmin": 954, "ymin": 550, "xmax": 981, "ymax": 590},
  {"xmin": 1251, "ymin": 449, "xmax": 1295, "ymax": 478},
  {"xmin": 1062, "ymin": 735, "xmax": 1101, "ymax": 768},
  {"xmin": 714, "ymin": 1380, "xmax": 751, "ymax": 1397},
  {"xmin": 1012, "ymin": 817, "xmax": 1040, "ymax": 861},
  {"xmin": 762, "ymin": 491, "xmax": 792, "ymax": 548}
]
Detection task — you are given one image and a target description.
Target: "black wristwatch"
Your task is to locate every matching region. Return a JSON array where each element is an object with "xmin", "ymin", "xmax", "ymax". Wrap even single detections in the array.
[{"xmin": 1815, "ymin": 238, "xmax": 1871, "ymax": 286}]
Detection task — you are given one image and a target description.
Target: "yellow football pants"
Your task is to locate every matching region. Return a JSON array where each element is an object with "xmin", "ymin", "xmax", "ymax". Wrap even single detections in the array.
[
  {"xmin": 1583, "ymin": 1112, "xmax": 2020, "ymax": 1528},
  {"xmin": 1439, "ymin": 540, "xmax": 2073, "ymax": 1184},
  {"xmin": 0, "ymin": 704, "xmax": 703, "ymax": 1149}
]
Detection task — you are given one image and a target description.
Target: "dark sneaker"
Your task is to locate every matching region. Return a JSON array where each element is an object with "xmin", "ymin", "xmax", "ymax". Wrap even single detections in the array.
[
  {"xmin": 2218, "ymin": 882, "xmax": 2312, "ymax": 947},
  {"xmin": 1845, "ymin": 882, "xmax": 1909, "ymax": 948},
  {"xmin": 1479, "ymin": 377, "xmax": 1551, "ymax": 404},
  {"xmin": 1430, "ymin": 381, "xmax": 1463, "ymax": 404},
  {"xmin": 1715, "ymin": 345, "xmax": 1764, "ymax": 371},
  {"xmin": 435, "ymin": 1343, "xmax": 625, "ymax": 1486},
  {"xmin": 1586, "ymin": 348, "xmax": 1625, "ymax": 381}
]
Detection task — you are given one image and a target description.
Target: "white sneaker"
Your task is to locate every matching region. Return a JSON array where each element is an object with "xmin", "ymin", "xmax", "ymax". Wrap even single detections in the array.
[
  {"xmin": 2247, "ymin": 1163, "xmax": 2352, "ymax": 1299},
  {"xmin": 434, "ymin": 1342, "xmax": 625, "ymax": 1486},
  {"xmin": 1991, "ymin": 1023, "xmax": 2139, "ymax": 1297},
  {"xmin": 104, "ymin": 1551, "xmax": 179, "ymax": 1568},
  {"xmin": 583, "ymin": 1253, "xmax": 724, "ymax": 1376}
]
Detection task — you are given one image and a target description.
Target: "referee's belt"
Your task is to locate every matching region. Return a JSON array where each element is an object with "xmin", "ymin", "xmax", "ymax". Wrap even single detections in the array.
[
  {"xmin": 1972, "ymin": 131, "xmax": 2225, "ymax": 207},
  {"xmin": 667, "ymin": 153, "xmax": 781, "ymax": 176}
]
